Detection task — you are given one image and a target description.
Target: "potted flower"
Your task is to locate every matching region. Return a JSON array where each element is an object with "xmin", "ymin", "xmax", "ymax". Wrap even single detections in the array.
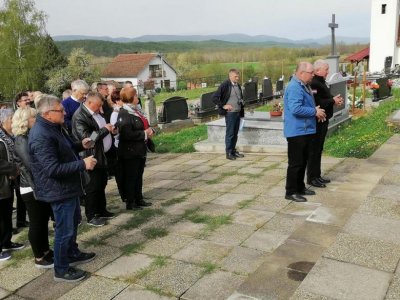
[
  {"xmin": 370, "ymin": 81, "xmax": 380, "ymax": 101},
  {"xmin": 270, "ymin": 101, "xmax": 283, "ymax": 116}
]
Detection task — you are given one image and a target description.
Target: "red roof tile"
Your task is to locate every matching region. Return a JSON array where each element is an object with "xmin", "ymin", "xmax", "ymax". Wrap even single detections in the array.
[
  {"xmin": 101, "ymin": 53, "xmax": 157, "ymax": 77},
  {"xmin": 345, "ymin": 47, "xmax": 369, "ymax": 62}
]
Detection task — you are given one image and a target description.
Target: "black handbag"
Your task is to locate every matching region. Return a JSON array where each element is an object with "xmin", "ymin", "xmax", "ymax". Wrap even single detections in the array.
[{"xmin": 146, "ymin": 138, "xmax": 156, "ymax": 153}]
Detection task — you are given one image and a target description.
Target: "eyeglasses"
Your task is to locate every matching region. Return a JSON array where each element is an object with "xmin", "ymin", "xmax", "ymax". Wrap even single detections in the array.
[
  {"xmin": 48, "ymin": 109, "xmax": 64, "ymax": 113},
  {"xmin": 304, "ymin": 71, "xmax": 314, "ymax": 75}
]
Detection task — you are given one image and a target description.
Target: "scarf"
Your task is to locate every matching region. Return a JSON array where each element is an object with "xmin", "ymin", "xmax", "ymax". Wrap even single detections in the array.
[
  {"xmin": 122, "ymin": 104, "xmax": 150, "ymax": 129},
  {"xmin": 0, "ymin": 126, "xmax": 15, "ymax": 163}
]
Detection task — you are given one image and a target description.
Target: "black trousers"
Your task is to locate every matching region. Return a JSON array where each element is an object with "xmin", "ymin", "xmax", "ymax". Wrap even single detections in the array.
[
  {"xmin": 120, "ymin": 157, "xmax": 146, "ymax": 205},
  {"xmin": 0, "ymin": 197, "xmax": 13, "ymax": 251},
  {"xmin": 307, "ymin": 121, "xmax": 329, "ymax": 181},
  {"xmin": 114, "ymin": 155, "xmax": 125, "ymax": 201},
  {"xmin": 225, "ymin": 112, "xmax": 241, "ymax": 154},
  {"xmin": 22, "ymin": 191, "xmax": 52, "ymax": 258},
  {"xmin": 13, "ymin": 178, "xmax": 27, "ymax": 226},
  {"xmin": 286, "ymin": 134, "xmax": 314, "ymax": 195},
  {"xmin": 85, "ymin": 168, "xmax": 108, "ymax": 220}
]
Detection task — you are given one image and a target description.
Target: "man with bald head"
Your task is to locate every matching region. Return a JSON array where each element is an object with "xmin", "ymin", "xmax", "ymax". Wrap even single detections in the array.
[{"xmin": 283, "ymin": 62, "xmax": 326, "ymax": 202}]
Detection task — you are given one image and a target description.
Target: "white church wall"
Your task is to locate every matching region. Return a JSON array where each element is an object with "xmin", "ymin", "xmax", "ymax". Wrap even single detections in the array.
[{"xmin": 369, "ymin": 0, "xmax": 400, "ymax": 72}]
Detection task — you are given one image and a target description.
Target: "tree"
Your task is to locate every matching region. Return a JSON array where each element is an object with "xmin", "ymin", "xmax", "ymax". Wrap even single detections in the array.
[
  {"xmin": 0, "ymin": 0, "xmax": 66, "ymax": 100},
  {"xmin": 45, "ymin": 48, "xmax": 101, "ymax": 96}
]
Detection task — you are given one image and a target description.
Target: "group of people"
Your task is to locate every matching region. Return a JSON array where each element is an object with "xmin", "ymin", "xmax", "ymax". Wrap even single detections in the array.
[
  {"xmin": 213, "ymin": 61, "xmax": 343, "ymax": 202},
  {"xmin": 0, "ymin": 80, "xmax": 155, "ymax": 282}
]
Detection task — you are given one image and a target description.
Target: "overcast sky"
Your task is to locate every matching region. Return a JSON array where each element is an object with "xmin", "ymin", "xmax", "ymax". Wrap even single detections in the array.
[{"xmin": 31, "ymin": 0, "xmax": 372, "ymax": 40}]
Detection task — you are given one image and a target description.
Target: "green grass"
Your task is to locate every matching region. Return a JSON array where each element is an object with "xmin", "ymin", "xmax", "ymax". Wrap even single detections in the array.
[
  {"xmin": 154, "ymin": 87, "xmax": 217, "ymax": 105},
  {"xmin": 325, "ymin": 91, "xmax": 400, "ymax": 158},
  {"xmin": 200, "ymin": 261, "xmax": 218, "ymax": 275},
  {"xmin": 238, "ymin": 199, "xmax": 255, "ymax": 209},
  {"xmin": 142, "ymin": 227, "xmax": 169, "ymax": 239},
  {"xmin": 160, "ymin": 196, "xmax": 186, "ymax": 207},
  {"xmin": 120, "ymin": 242, "xmax": 145, "ymax": 256},
  {"xmin": 181, "ymin": 207, "xmax": 232, "ymax": 235},
  {"xmin": 153, "ymin": 124, "xmax": 207, "ymax": 153},
  {"xmin": 121, "ymin": 208, "xmax": 164, "ymax": 230}
]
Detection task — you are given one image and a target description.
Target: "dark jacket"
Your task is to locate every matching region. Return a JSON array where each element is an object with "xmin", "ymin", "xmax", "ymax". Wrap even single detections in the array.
[
  {"xmin": 28, "ymin": 115, "xmax": 86, "ymax": 203},
  {"xmin": 72, "ymin": 104, "xmax": 109, "ymax": 169},
  {"xmin": 14, "ymin": 134, "xmax": 35, "ymax": 189},
  {"xmin": 212, "ymin": 79, "xmax": 245, "ymax": 117},
  {"xmin": 115, "ymin": 108, "xmax": 147, "ymax": 159},
  {"xmin": 310, "ymin": 75, "xmax": 335, "ymax": 120},
  {"xmin": 0, "ymin": 138, "xmax": 18, "ymax": 200}
]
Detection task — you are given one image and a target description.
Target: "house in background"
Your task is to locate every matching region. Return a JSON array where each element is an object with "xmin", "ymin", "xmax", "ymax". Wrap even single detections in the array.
[{"xmin": 101, "ymin": 53, "xmax": 177, "ymax": 95}]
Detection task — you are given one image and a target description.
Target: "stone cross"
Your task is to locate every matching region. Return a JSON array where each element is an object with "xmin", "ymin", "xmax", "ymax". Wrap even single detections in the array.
[{"xmin": 328, "ymin": 14, "xmax": 339, "ymax": 56}]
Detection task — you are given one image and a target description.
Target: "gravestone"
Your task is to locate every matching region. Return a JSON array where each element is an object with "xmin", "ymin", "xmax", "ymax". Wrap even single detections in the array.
[
  {"xmin": 145, "ymin": 90, "xmax": 157, "ymax": 126},
  {"xmin": 326, "ymin": 72, "xmax": 351, "ymax": 129},
  {"xmin": 191, "ymin": 91, "xmax": 219, "ymax": 124},
  {"xmin": 243, "ymin": 81, "xmax": 258, "ymax": 105},
  {"xmin": 385, "ymin": 56, "xmax": 393, "ymax": 75},
  {"xmin": 262, "ymin": 78, "xmax": 273, "ymax": 101},
  {"xmin": 375, "ymin": 77, "xmax": 391, "ymax": 100},
  {"xmin": 158, "ymin": 96, "xmax": 189, "ymax": 123},
  {"xmin": 275, "ymin": 80, "xmax": 284, "ymax": 98}
]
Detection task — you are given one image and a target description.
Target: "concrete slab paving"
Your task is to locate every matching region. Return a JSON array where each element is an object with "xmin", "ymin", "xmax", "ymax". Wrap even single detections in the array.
[
  {"xmin": 261, "ymin": 213, "xmax": 306, "ymax": 235},
  {"xmin": 289, "ymin": 221, "xmax": 341, "ymax": 248},
  {"xmin": 212, "ymin": 193, "xmax": 255, "ymax": 207},
  {"xmin": 358, "ymin": 196, "xmax": 400, "ymax": 220},
  {"xmin": 306, "ymin": 206, "xmax": 354, "ymax": 227},
  {"xmin": 113, "ymin": 284, "xmax": 175, "ymax": 299},
  {"xmin": 181, "ymin": 271, "xmax": 246, "ymax": 300},
  {"xmin": 385, "ymin": 273, "xmax": 400, "ymax": 300},
  {"xmin": 168, "ymin": 221, "xmax": 206, "ymax": 237},
  {"xmin": 344, "ymin": 213, "xmax": 400, "ymax": 245},
  {"xmin": 242, "ymin": 229, "xmax": 289, "ymax": 252},
  {"xmin": 96, "ymin": 253, "xmax": 154, "ymax": 279},
  {"xmin": 280, "ymin": 202, "xmax": 321, "ymax": 218},
  {"xmin": 298, "ymin": 258, "xmax": 392, "ymax": 300},
  {"xmin": 171, "ymin": 239, "xmax": 232, "ymax": 265},
  {"xmin": 323, "ymin": 233, "xmax": 400, "ymax": 273},
  {"xmin": 205, "ymin": 223, "xmax": 255, "ymax": 246},
  {"xmin": 231, "ymin": 209, "xmax": 275, "ymax": 228},
  {"xmin": 249, "ymin": 195, "xmax": 290, "ymax": 212},
  {"xmin": 221, "ymin": 246, "xmax": 267, "ymax": 275},
  {"xmin": 137, "ymin": 260, "xmax": 204, "ymax": 297},
  {"xmin": 0, "ymin": 259, "xmax": 45, "ymax": 291},
  {"xmin": 139, "ymin": 234, "xmax": 193, "ymax": 256},
  {"xmin": 57, "ymin": 275, "xmax": 129, "ymax": 300},
  {"xmin": 230, "ymin": 183, "xmax": 270, "ymax": 196},
  {"xmin": 0, "ymin": 288, "xmax": 10, "ymax": 299}
]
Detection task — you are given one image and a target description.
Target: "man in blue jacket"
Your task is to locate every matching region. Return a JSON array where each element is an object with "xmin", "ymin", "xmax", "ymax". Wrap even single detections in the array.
[
  {"xmin": 213, "ymin": 69, "xmax": 245, "ymax": 160},
  {"xmin": 284, "ymin": 62, "xmax": 326, "ymax": 202},
  {"xmin": 29, "ymin": 95, "xmax": 97, "ymax": 282}
]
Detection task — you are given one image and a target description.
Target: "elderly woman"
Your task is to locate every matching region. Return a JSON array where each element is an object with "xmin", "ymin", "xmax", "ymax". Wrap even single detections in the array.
[
  {"xmin": 12, "ymin": 107, "xmax": 53, "ymax": 268},
  {"xmin": 0, "ymin": 109, "xmax": 24, "ymax": 261},
  {"xmin": 116, "ymin": 87, "xmax": 154, "ymax": 210}
]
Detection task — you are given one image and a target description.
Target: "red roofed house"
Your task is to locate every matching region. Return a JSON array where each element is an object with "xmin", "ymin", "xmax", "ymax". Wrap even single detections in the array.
[{"xmin": 101, "ymin": 53, "xmax": 177, "ymax": 94}]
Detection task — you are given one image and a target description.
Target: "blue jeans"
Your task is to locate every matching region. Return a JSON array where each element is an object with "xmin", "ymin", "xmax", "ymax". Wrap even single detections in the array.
[
  {"xmin": 51, "ymin": 197, "xmax": 81, "ymax": 275},
  {"xmin": 225, "ymin": 112, "xmax": 241, "ymax": 154}
]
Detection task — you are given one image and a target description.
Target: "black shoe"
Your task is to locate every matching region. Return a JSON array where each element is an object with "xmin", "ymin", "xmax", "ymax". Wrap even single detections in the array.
[
  {"xmin": 100, "ymin": 210, "xmax": 115, "ymax": 219},
  {"xmin": 285, "ymin": 194, "xmax": 307, "ymax": 202},
  {"xmin": 233, "ymin": 151, "xmax": 244, "ymax": 158},
  {"xmin": 138, "ymin": 200, "xmax": 152, "ymax": 207},
  {"xmin": 3, "ymin": 242, "xmax": 25, "ymax": 251},
  {"xmin": 226, "ymin": 153, "xmax": 236, "ymax": 160},
  {"xmin": 299, "ymin": 189, "xmax": 316, "ymax": 196},
  {"xmin": 54, "ymin": 267, "xmax": 86, "ymax": 282},
  {"xmin": 68, "ymin": 252, "xmax": 96, "ymax": 267},
  {"xmin": 318, "ymin": 176, "xmax": 331, "ymax": 184},
  {"xmin": 126, "ymin": 203, "xmax": 142, "ymax": 210},
  {"xmin": 87, "ymin": 217, "xmax": 106, "ymax": 227},
  {"xmin": 35, "ymin": 255, "xmax": 54, "ymax": 269},
  {"xmin": 308, "ymin": 179, "xmax": 326, "ymax": 188}
]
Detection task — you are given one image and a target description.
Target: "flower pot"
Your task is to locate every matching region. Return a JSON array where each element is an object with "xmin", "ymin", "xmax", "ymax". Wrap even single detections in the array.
[{"xmin": 270, "ymin": 111, "xmax": 282, "ymax": 117}]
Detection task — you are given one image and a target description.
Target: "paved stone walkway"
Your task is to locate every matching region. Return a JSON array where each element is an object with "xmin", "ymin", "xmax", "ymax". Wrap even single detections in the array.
[{"xmin": 1, "ymin": 135, "xmax": 400, "ymax": 299}]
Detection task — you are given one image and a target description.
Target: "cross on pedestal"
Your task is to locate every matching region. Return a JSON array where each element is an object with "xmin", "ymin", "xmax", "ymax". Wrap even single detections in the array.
[{"xmin": 329, "ymin": 14, "xmax": 339, "ymax": 56}]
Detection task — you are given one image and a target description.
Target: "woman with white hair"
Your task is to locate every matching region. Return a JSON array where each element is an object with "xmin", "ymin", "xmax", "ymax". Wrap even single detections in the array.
[
  {"xmin": 0, "ymin": 109, "xmax": 24, "ymax": 261},
  {"xmin": 13, "ymin": 107, "xmax": 53, "ymax": 268}
]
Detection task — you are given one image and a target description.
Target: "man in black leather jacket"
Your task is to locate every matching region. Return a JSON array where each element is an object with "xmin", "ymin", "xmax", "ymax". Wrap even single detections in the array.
[
  {"xmin": 212, "ymin": 69, "xmax": 245, "ymax": 160},
  {"xmin": 72, "ymin": 92, "xmax": 115, "ymax": 227},
  {"xmin": 307, "ymin": 59, "xmax": 343, "ymax": 187}
]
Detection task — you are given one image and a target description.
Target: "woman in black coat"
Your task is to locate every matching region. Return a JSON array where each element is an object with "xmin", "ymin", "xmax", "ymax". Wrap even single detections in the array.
[{"xmin": 116, "ymin": 87, "xmax": 154, "ymax": 210}]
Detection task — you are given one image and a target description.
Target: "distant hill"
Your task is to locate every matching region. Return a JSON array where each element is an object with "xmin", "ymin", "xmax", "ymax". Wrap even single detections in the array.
[
  {"xmin": 53, "ymin": 33, "xmax": 369, "ymax": 45},
  {"xmin": 54, "ymin": 39, "xmax": 320, "ymax": 57}
]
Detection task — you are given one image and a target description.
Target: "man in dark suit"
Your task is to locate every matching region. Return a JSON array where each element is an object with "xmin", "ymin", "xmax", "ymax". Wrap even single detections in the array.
[
  {"xmin": 212, "ymin": 69, "xmax": 245, "ymax": 160},
  {"xmin": 307, "ymin": 59, "xmax": 343, "ymax": 187}
]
